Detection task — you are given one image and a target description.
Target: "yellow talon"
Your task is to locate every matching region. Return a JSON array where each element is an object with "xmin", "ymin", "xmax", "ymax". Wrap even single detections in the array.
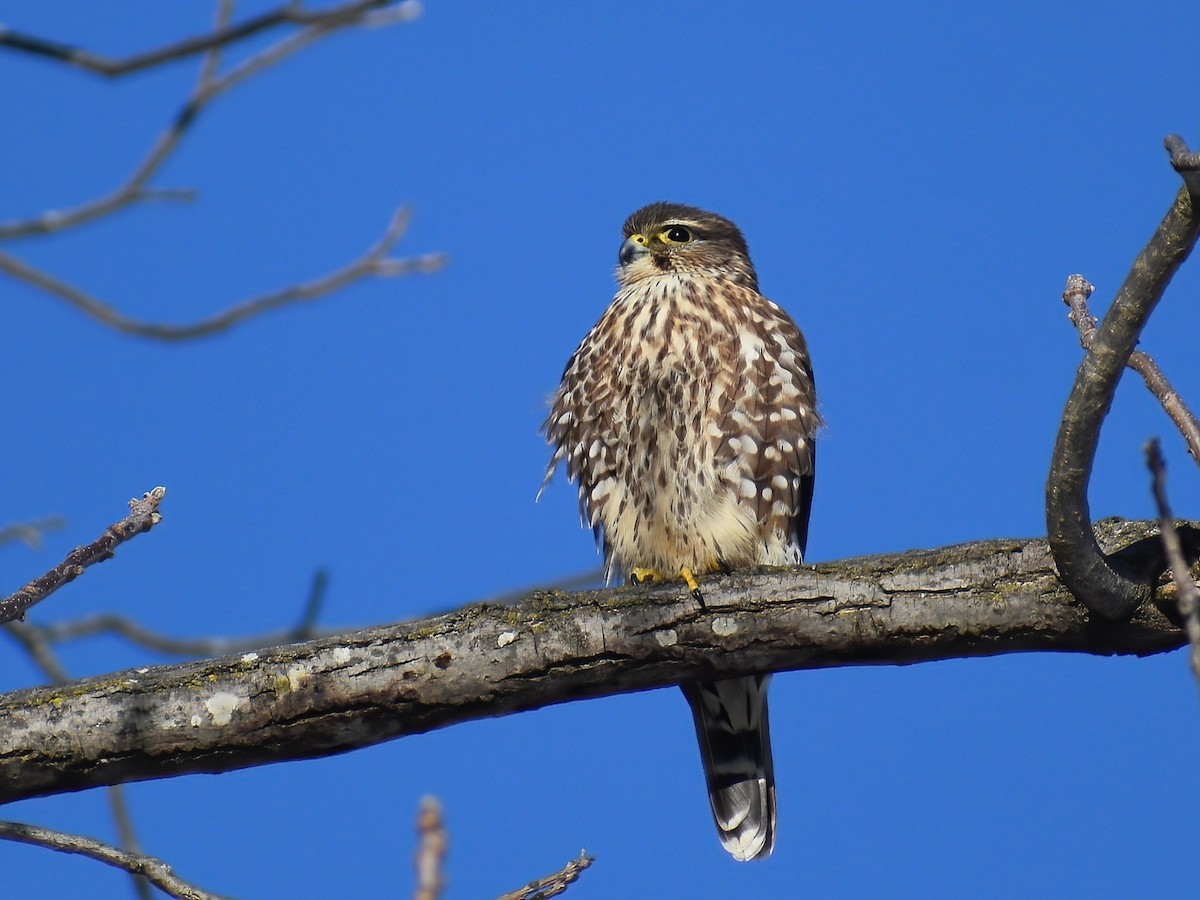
[
  {"xmin": 680, "ymin": 566, "xmax": 706, "ymax": 608},
  {"xmin": 630, "ymin": 565, "xmax": 708, "ymax": 607},
  {"xmin": 629, "ymin": 567, "xmax": 664, "ymax": 586}
]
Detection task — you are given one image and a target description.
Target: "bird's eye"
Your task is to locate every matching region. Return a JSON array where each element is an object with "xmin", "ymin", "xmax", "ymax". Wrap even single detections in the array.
[{"xmin": 661, "ymin": 225, "xmax": 693, "ymax": 244}]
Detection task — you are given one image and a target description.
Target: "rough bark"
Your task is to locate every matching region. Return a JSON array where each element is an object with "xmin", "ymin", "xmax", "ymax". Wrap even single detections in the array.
[
  {"xmin": 1047, "ymin": 183, "xmax": 1200, "ymax": 619},
  {"xmin": 1, "ymin": 518, "xmax": 1191, "ymax": 805}
]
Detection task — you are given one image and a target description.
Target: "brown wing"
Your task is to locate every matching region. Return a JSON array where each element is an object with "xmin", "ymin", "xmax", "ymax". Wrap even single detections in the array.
[
  {"xmin": 540, "ymin": 308, "xmax": 623, "ymax": 570},
  {"xmin": 711, "ymin": 286, "xmax": 818, "ymax": 563}
]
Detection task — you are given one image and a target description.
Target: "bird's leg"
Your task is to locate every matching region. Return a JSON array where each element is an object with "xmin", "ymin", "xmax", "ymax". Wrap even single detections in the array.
[
  {"xmin": 630, "ymin": 565, "xmax": 714, "ymax": 608},
  {"xmin": 684, "ymin": 561, "xmax": 729, "ymax": 607},
  {"xmin": 680, "ymin": 566, "xmax": 706, "ymax": 607}
]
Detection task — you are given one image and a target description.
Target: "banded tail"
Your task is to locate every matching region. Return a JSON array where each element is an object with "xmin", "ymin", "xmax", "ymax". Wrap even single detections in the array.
[{"xmin": 682, "ymin": 674, "xmax": 776, "ymax": 861}]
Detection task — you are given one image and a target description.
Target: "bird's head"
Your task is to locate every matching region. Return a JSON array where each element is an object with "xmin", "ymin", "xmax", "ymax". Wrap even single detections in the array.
[{"xmin": 616, "ymin": 202, "xmax": 758, "ymax": 290}]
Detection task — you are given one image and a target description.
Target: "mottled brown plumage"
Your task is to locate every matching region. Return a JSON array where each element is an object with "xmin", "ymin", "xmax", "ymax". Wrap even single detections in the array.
[{"xmin": 541, "ymin": 202, "xmax": 818, "ymax": 861}]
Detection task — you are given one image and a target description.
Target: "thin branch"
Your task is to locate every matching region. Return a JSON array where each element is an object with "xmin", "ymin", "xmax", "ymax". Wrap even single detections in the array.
[
  {"xmin": 295, "ymin": 567, "xmax": 330, "ymax": 642},
  {"xmin": 494, "ymin": 852, "xmax": 594, "ymax": 900},
  {"xmin": 1046, "ymin": 137, "xmax": 1200, "ymax": 620},
  {"xmin": 0, "ymin": 5, "xmax": 253, "ymax": 241},
  {"xmin": 1145, "ymin": 439, "xmax": 1200, "ymax": 687},
  {"xmin": 0, "ymin": 2, "xmax": 419, "ymax": 241},
  {"xmin": 0, "ymin": 820, "xmax": 229, "ymax": 900},
  {"xmin": 108, "ymin": 786, "xmax": 154, "ymax": 900},
  {"xmin": 0, "ymin": 487, "xmax": 165, "ymax": 624},
  {"xmin": 12, "ymin": 569, "xmax": 334, "ymax": 658},
  {"xmin": 3, "ymin": 615, "xmax": 70, "ymax": 681},
  {"xmin": 11, "ymin": 610, "xmax": 332, "ymax": 659},
  {"xmin": 3, "ymin": 519, "xmax": 1193, "ymax": 805},
  {"xmin": 0, "ymin": 0, "xmax": 436, "ymax": 343},
  {"xmin": 197, "ymin": 0, "xmax": 235, "ymax": 89},
  {"xmin": 1062, "ymin": 275, "xmax": 1200, "ymax": 462},
  {"xmin": 0, "ymin": 210, "xmax": 446, "ymax": 340},
  {"xmin": 0, "ymin": 1, "xmax": 412, "ymax": 78},
  {"xmin": 0, "ymin": 516, "xmax": 65, "ymax": 550},
  {"xmin": 414, "ymin": 797, "xmax": 447, "ymax": 900}
]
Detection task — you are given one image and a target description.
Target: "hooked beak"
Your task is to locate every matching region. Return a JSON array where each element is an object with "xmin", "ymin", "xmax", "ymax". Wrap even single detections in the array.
[{"xmin": 619, "ymin": 234, "xmax": 650, "ymax": 267}]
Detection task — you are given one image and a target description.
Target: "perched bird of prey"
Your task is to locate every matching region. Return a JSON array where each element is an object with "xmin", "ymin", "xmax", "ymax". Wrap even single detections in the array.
[{"xmin": 541, "ymin": 202, "xmax": 818, "ymax": 861}]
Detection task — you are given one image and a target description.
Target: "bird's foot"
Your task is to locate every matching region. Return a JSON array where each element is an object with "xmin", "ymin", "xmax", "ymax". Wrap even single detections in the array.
[
  {"xmin": 629, "ymin": 567, "xmax": 665, "ymax": 586},
  {"xmin": 629, "ymin": 565, "xmax": 712, "ymax": 608},
  {"xmin": 680, "ymin": 566, "xmax": 706, "ymax": 608}
]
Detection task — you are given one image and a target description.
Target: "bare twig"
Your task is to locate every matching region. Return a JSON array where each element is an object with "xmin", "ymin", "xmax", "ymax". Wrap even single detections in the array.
[
  {"xmin": 7, "ymin": 616, "xmax": 70, "ymax": 683},
  {"xmin": 0, "ymin": 1, "xmax": 414, "ymax": 79},
  {"xmin": 108, "ymin": 787, "xmax": 154, "ymax": 900},
  {"xmin": 0, "ymin": 0, "xmax": 438, "ymax": 341},
  {"xmin": 494, "ymin": 852, "xmax": 594, "ymax": 900},
  {"xmin": 10, "ymin": 568, "xmax": 333, "ymax": 658},
  {"xmin": 3, "ymin": 617, "xmax": 70, "ymax": 681},
  {"xmin": 1145, "ymin": 439, "xmax": 1200, "ymax": 686},
  {"xmin": 0, "ymin": 516, "xmax": 64, "ymax": 550},
  {"xmin": 198, "ymin": 0, "xmax": 235, "ymax": 89},
  {"xmin": 0, "ymin": 487, "xmax": 166, "ymax": 624},
  {"xmin": 0, "ymin": 2, "xmax": 419, "ymax": 241},
  {"xmin": 0, "ymin": 4, "xmax": 273, "ymax": 240},
  {"xmin": 0, "ymin": 820, "xmax": 229, "ymax": 900},
  {"xmin": 1, "ymin": 210, "xmax": 446, "ymax": 340},
  {"xmin": 1062, "ymin": 275, "xmax": 1200, "ymax": 462},
  {"xmin": 11, "ymin": 609, "xmax": 336, "ymax": 659},
  {"xmin": 1047, "ymin": 137, "xmax": 1200, "ymax": 620},
  {"xmin": 414, "ymin": 797, "xmax": 447, "ymax": 900},
  {"xmin": 295, "ymin": 567, "xmax": 330, "ymax": 642}
]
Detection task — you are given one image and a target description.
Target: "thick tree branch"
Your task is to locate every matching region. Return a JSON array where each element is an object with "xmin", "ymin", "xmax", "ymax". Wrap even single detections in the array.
[
  {"xmin": 1, "ymin": 519, "xmax": 1192, "ymax": 806},
  {"xmin": 0, "ymin": 488, "xmax": 165, "ymax": 625},
  {"xmin": 1165, "ymin": 134, "xmax": 1200, "ymax": 199},
  {"xmin": 5, "ymin": 566, "xmax": 177, "ymax": 900},
  {"xmin": 1047, "ymin": 137, "xmax": 1200, "ymax": 620}
]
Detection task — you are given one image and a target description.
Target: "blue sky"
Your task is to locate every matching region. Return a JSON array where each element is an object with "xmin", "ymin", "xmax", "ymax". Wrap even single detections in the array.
[{"xmin": 4, "ymin": 2, "xmax": 1200, "ymax": 897}]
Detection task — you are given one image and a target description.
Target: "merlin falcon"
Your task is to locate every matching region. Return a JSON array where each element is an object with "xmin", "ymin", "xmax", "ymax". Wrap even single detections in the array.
[{"xmin": 541, "ymin": 202, "xmax": 818, "ymax": 861}]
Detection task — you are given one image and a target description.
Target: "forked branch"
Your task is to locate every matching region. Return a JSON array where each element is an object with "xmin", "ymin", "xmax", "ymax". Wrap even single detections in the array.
[
  {"xmin": 0, "ymin": 0, "xmax": 438, "ymax": 339},
  {"xmin": 1046, "ymin": 135, "xmax": 1200, "ymax": 620},
  {"xmin": 1061, "ymin": 275, "xmax": 1200, "ymax": 462}
]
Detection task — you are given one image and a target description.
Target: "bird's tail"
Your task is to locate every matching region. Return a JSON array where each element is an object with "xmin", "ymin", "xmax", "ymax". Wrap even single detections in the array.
[{"xmin": 682, "ymin": 674, "xmax": 776, "ymax": 861}]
